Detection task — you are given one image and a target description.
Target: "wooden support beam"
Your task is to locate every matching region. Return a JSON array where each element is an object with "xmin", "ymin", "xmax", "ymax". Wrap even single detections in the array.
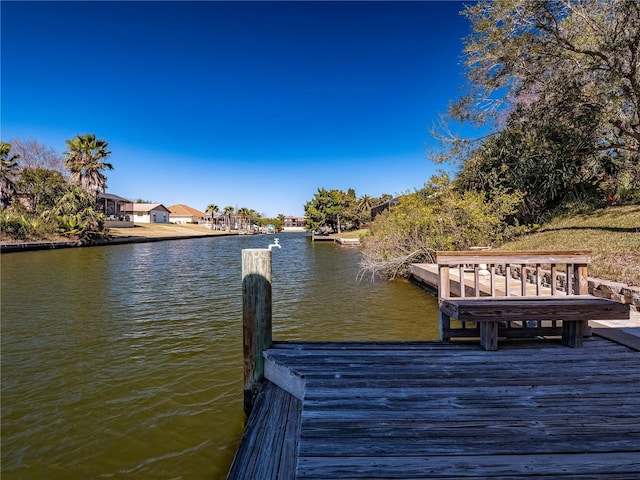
[{"xmin": 242, "ymin": 248, "xmax": 273, "ymax": 414}]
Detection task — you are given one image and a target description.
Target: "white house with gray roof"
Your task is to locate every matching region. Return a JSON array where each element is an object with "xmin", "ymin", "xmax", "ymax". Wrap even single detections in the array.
[{"xmin": 123, "ymin": 203, "xmax": 171, "ymax": 224}]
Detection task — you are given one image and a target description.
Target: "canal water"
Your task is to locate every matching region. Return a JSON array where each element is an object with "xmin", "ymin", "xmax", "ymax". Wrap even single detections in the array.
[{"xmin": 1, "ymin": 233, "xmax": 440, "ymax": 479}]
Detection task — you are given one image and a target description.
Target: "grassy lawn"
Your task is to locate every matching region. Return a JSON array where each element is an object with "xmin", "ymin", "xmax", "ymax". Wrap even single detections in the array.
[
  {"xmin": 497, "ymin": 205, "xmax": 640, "ymax": 286},
  {"xmin": 334, "ymin": 229, "xmax": 369, "ymax": 240},
  {"xmin": 108, "ymin": 223, "xmax": 231, "ymax": 238}
]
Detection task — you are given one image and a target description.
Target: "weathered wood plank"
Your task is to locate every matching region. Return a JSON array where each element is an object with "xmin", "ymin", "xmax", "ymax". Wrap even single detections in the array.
[
  {"xmin": 296, "ymin": 453, "xmax": 640, "ymax": 479},
  {"xmin": 227, "ymin": 382, "xmax": 275, "ymax": 479},
  {"xmin": 271, "ymin": 359, "xmax": 640, "ymax": 377},
  {"xmin": 440, "ymin": 296, "xmax": 630, "ymax": 322},
  {"xmin": 432, "ymin": 250, "xmax": 634, "ymax": 350},
  {"xmin": 297, "ymin": 432, "xmax": 640, "ymax": 457},
  {"xmin": 258, "ymin": 390, "xmax": 288, "ymax": 479},
  {"xmin": 264, "ymin": 350, "xmax": 639, "ymax": 370},
  {"xmin": 278, "ymin": 393, "xmax": 302, "ymax": 479},
  {"xmin": 301, "ymin": 373, "xmax": 640, "ymax": 392},
  {"xmin": 480, "ymin": 320, "xmax": 499, "ymax": 350},
  {"xmin": 242, "ymin": 248, "xmax": 273, "ymax": 413},
  {"xmin": 227, "ymin": 382, "xmax": 301, "ymax": 480},
  {"xmin": 270, "ymin": 337, "xmax": 633, "ymax": 353},
  {"xmin": 231, "ymin": 338, "xmax": 639, "ymax": 479},
  {"xmin": 304, "ymin": 381, "xmax": 640, "ymax": 400},
  {"xmin": 271, "ymin": 339, "xmax": 633, "ymax": 353},
  {"xmin": 435, "ymin": 250, "xmax": 592, "ymax": 265},
  {"xmin": 265, "ymin": 354, "xmax": 306, "ymax": 400}
]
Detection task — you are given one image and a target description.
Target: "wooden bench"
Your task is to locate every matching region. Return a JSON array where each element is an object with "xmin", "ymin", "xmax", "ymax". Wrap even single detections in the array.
[{"xmin": 436, "ymin": 250, "xmax": 630, "ymax": 350}]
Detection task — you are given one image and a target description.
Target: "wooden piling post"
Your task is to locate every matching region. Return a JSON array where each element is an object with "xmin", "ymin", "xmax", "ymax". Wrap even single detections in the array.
[{"xmin": 242, "ymin": 248, "xmax": 273, "ymax": 414}]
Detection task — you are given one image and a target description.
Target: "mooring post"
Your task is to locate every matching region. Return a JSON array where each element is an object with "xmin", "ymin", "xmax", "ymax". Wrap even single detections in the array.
[{"xmin": 241, "ymin": 248, "xmax": 273, "ymax": 414}]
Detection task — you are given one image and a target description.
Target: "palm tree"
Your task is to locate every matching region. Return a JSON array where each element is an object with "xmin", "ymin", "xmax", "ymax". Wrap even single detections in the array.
[
  {"xmin": 63, "ymin": 134, "xmax": 113, "ymax": 198},
  {"xmin": 357, "ymin": 194, "xmax": 373, "ymax": 212},
  {"xmin": 355, "ymin": 194, "xmax": 374, "ymax": 225},
  {"xmin": 224, "ymin": 205, "xmax": 234, "ymax": 230},
  {"xmin": 206, "ymin": 203, "xmax": 219, "ymax": 229},
  {"xmin": 44, "ymin": 184, "xmax": 105, "ymax": 242},
  {"xmin": 0, "ymin": 142, "xmax": 20, "ymax": 210},
  {"xmin": 237, "ymin": 207, "xmax": 251, "ymax": 231}
]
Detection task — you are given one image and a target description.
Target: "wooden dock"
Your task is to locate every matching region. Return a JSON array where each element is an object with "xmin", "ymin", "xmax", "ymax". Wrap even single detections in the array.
[
  {"xmin": 311, "ymin": 233, "xmax": 360, "ymax": 246},
  {"xmin": 228, "ymin": 337, "xmax": 640, "ymax": 479}
]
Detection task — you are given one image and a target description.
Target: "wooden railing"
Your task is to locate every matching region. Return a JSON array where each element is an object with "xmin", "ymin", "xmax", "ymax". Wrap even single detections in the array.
[{"xmin": 436, "ymin": 250, "xmax": 630, "ymax": 350}]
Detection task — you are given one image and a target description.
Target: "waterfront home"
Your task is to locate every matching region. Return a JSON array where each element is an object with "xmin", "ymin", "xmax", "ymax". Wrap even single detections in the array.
[
  {"xmin": 97, "ymin": 192, "xmax": 130, "ymax": 218},
  {"xmin": 123, "ymin": 203, "xmax": 171, "ymax": 224},
  {"xmin": 284, "ymin": 215, "xmax": 305, "ymax": 231},
  {"xmin": 98, "ymin": 192, "xmax": 134, "ymax": 227},
  {"xmin": 168, "ymin": 204, "xmax": 207, "ymax": 224}
]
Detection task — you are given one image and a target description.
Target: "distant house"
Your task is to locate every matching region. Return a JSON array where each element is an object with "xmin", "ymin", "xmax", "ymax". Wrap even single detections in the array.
[
  {"xmin": 97, "ymin": 192, "xmax": 131, "ymax": 219},
  {"xmin": 123, "ymin": 203, "xmax": 171, "ymax": 224},
  {"xmin": 97, "ymin": 192, "xmax": 134, "ymax": 227},
  {"xmin": 168, "ymin": 204, "xmax": 207, "ymax": 224},
  {"xmin": 284, "ymin": 216, "xmax": 306, "ymax": 231}
]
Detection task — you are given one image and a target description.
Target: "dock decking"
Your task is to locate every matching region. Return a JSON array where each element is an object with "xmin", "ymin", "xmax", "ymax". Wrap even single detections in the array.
[{"xmin": 228, "ymin": 337, "xmax": 640, "ymax": 479}]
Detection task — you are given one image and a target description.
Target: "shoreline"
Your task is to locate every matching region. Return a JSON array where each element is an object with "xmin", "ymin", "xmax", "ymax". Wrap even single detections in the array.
[
  {"xmin": 0, "ymin": 224, "xmax": 240, "ymax": 253},
  {"xmin": 0, "ymin": 225, "xmax": 312, "ymax": 253},
  {"xmin": 0, "ymin": 233, "xmax": 239, "ymax": 253}
]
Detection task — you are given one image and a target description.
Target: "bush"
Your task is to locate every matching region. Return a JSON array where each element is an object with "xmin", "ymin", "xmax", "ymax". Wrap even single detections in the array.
[
  {"xmin": 0, "ymin": 210, "xmax": 55, "ymax": 241},
  {"xmin": 359, "ymin": 174, "xmax": 522, "ymax": 279},
  {"xmin": 0, "ymin": 212, "xmax": 32, "ymax": 240},
  {"xmin": 44, "ymin": 185, "xmax": 106, "ymax": 243}
]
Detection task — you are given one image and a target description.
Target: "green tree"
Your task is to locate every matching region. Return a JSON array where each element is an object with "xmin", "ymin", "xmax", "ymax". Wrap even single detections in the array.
[
  {"xmin": 17, "ymin": 168, "xmax": 68, "ymax": 214},
  {"xmin": 0, "ymin": 142, "xmax": 20, "ymax": 209},
  {"xmin": 206, "ymin": 203, "xmax": 219, "ymax": 229},
  {"xmin": 355, "ymin": 194, "xmax": 375, "ymax": 225},
  {"xmin": 254, "ymin": 214, "xmax": 283, "ymax": 232},
  {"xmin": 304, "ymin": 188, "xmax": 353, "ymax": 233},
  {"xmin": 64, "ymin": 134, "xmax": 113, "ymax": 198},
  {"xmin": 433, "ymin": 0, "xmax": 640, "ymax": 211},
  {"xmin": 269, "ymin": 213, "xmax": 286, "ymax": 232},
  {"xmin": 457, "ymin": 97, "xmax": 606, "ymax": 222},
  {"xmin": 248, "ymin": 209, "xmax": 263, "ymax": 228},
  {"xmin": 339, "ymin": 188, "xmax": 359, "ymax": 231}
]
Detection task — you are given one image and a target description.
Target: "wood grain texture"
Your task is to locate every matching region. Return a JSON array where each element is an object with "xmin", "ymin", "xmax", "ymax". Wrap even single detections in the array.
[
  {"xmin": 230, "ymin": 339, "xmax": 640, "ymax": 479},
  {"xmin": 433, "ymin": 251, "xmax": 630, "ymax": 350},
  {"xmin": 228, "ymin": 381, "xmax": 301, "ymax": 480},
  {"xmin": 242, "ymin": 249, "xmax": 273, "ymax": 413},
  {"xmin": 435, "ymin": 250, "xmax": 592, "ymax": 265}
]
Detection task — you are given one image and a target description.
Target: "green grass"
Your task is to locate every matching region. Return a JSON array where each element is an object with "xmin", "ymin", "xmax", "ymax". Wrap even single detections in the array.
[
  {"xmin": 497, "ymin": 205, "xmax": 640, "ymax": 286},
  {"xmin": 335, "ymin": 229, "xmax": 368, "ymax": 240}
]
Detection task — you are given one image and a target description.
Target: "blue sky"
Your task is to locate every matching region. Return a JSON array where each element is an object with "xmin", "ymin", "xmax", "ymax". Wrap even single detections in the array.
[{"xmin": 2, "ymin": 1, "xmax": 472, "ymax": 217}]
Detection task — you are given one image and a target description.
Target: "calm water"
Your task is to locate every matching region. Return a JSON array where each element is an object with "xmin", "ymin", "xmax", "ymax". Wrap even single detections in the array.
[{"xmin": 1, "ymin": 233, "xmax": 439, "ymax": 479}]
